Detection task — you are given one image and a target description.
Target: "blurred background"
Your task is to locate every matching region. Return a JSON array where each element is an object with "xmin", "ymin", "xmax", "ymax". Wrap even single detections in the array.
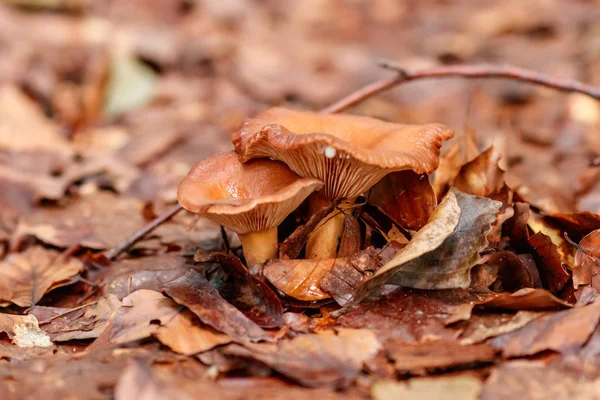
[{"xmin": 1, "ymin": 0, "xmax": 599, "ymax": 233}]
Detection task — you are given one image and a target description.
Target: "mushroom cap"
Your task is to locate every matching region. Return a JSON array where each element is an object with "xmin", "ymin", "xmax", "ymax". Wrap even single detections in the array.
[
  {"xmin": 177, "ymin": 152, "xmax": 323, "ymax": 234},
  {"xmin": 233, "ymin": 107, "xmax": 454, "ymax": 199}
]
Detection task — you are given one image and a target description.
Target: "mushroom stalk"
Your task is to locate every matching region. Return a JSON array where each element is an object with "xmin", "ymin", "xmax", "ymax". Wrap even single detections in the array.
[
  {"xmin": 306, "ymin": 193, "xmax": 355, "ymax": 259},
  {"xmin": 238, "ymin": 227, "xmax": 279, "ymax": 266}
]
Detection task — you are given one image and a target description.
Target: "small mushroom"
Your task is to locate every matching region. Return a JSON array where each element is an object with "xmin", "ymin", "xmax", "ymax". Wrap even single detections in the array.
[
  {"xmin": 233, "ymin": 108, "xmax": 454, "ymax": 259},
  {"xmin": 177, "ymin": 152, "xmax": 323, "ymax": 266}
]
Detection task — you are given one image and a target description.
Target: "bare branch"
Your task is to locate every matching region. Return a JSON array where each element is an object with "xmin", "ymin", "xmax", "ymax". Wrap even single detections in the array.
[{"xmin": 322, "ymin": 62, "xmax": 600, "ymax": 114}]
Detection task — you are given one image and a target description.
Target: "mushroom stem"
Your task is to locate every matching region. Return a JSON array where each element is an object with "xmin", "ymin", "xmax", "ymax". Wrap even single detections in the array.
[
  {"xmin": 238, "ymin": 227, "xmax": 279, "ymax": 267},
  {"xmin": 306, "ymin": 193, "xmax": 355, "ymax": 259}
]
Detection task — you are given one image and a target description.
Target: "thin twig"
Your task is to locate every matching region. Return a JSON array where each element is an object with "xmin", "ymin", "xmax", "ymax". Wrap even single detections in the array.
[
  {"xmin": 105, "ymin": 204, "xmax": 183, "ymax": 260},
  {"xmin": 38, "ymin": 300, "xmax": 99, "ymax": 325},
  {"xmin": 322, "ymin": 62, "xmax": 600, "ymax": 114}
]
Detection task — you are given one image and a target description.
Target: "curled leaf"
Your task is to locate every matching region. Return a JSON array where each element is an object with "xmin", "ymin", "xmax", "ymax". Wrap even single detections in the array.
[{"xmin": 340, "ymin": 189, "xmax": 501, "ymax": 311}]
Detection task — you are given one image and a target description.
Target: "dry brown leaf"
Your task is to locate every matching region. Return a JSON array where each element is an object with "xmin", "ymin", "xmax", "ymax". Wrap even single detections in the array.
[
  {"xmin": 372, "ymin": 375, "xmax": 483, "ymax": 400},
  {"xmin": 459, "ymin": 311, "xmax": 544, "ymax": 345},
  {"xmin": 338, "ymin": 288, "xmax": 481, "ymax": 342},
  {"xmin": 527, "ymin": 232, "xmax": 571, "ymax": 294},
  {"xmin": 319, "ymin": 247, "xmax": 383, "ymax": 306},
  {"xmin": 264, "ymin": 258, "xmax": 335, "ymax": 301},
  {"xmin": 12, "ymin": 191, "xmax": 145, "ymax": 250},
  {"xmin": 155, "ymin": 310, "xmax": 231, "ymax": 356},
  {"xmin": 478, "ymin": 288, "xmax": 572, "ymax": 311},
  {"xmin": 162, "ymin": 270, "xmax": 269, "ymax": 343},
  {"xmin": 338, "ymin": 214, "xmax": 361, "ymax": 257},
  {"xmin": 0, "ymin": 85, "xmax": 72, "ymax": 157},
  {"xmin": 100, "ymin": 254, "xmax": 191, "ymax": 300},
  {"xmin": 0, "ymin": 313, "xmax": 53, "ymax": 348},
  {"xmin": 451, "ymin": 147, "xmax": 505, "ymax": 197},
  {"xmin": 96, "ymin": 290, "xmax": 181, "ymax": 346},
  {"xmin": 573, "ymin": 229, "xmax": 600, "ymax": 289},
  {"xmin": 480, "ymin": 360, "xmax": 600, "ymax": 400},
  {"xmin": 225, "ymin": 328, "xmax": 381, "ymax": 388},
  {"xmin": 385, "ymin": 339, "xmax": 497, "ymax": 374},
  {"xmin": 368, "ymin": 170, "xmax": 437, "ymax": 231},
  {"xmin": 341, "ymin": 189, "xmax": 501, "ymax": 310},
  {"xmin": 0, "ymin": 246, "xmax": 83, "ymax": 307},
  {"xmin": 490, "ymin": 300, "xmax": 600, "ymax": 357},
  {"xmin": 29, "ymin": 295, "xmax": 121, "ymax": 341}
]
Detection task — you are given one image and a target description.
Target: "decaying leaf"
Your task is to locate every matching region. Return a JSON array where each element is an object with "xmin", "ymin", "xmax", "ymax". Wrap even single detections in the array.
[
  {"xmin": 29, "ymin": 295, "xmax": 121, "ymax": 341},
  {"xmin": 490, "ymin": 300, "xmax": 600, "ymax": 357},
  {"xmin": 100, "ymin": 254, "xmax": 193, "ymax": 300},
  {"xmin": 154, "ymin": 309, "xmax": 231, "ymax": 356},
  {"xmin": 12, "ymin": 192, "xmax": 145, "ymax": 250},
  {"xmin": 573, "ymin": 229, "xmax": 600, "ymax": 289},
  {"xmin": 319, "ymin": 247, "xmax": 383, "ymax": 306},
  {"xmin": 225, "ymin": 328, "xmax": 381, "ymax": 388},
  {"xmin": 459, "ymin": 311, "xmax": 544, "ymax": 345},
  {"xmin": 200, "ymin": 253, "xmax": 284, "ymax": 328},
  {"xmin": 264, "ymin": 258, "xmax": 335, "ymax": 301},
  {"xmin": 372, "ymin": 375, "xmax": 482, "ymax": 400},
  {"xmin": 451, "ymin": 147, "xmax": 505, "ymax": 197},
  {"xmin": 527, "ymin": 232, "xmax": 571, "ymax": 294},
  {"xmin": 0, "ymin": 246, "xmax": 83, "ymax": 307},
  {"xmin": 385, "ymin": 339, "xmax": 497, "ymax": 373},
  {"xmin": 0, "ymin": 313, "xmax": 53, "ymax": 348},
  {"xmin": 338, "ymin": 214, "xmax": 361, "ymax": 257},
  {"xmin": 337, "ymin": 288, "xmax": 482, "ymax": 342},
  {"xmin": 95, "ymin": 289, "xmax": 181, "ymax": 346},
  {"xmin": 342, "ymin": 189, "xmax": 501, "ymax": 310},
  {"xmin": 162, "ymin": 270, "xmax": 269, "ymax": 343},
  {"xmin": 368, "ymin": 170, "xmax": 437, "ymax": 231},
  {"xmin": 478, "ymin": 288, "xmax": 572, "ymax": 311},
  {"xmin": 480, "ymin": 360, "xmax": 600, "ymax": 400}
]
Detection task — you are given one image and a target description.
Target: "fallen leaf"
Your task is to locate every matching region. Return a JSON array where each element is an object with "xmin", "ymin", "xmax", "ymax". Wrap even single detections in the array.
[
  {"xmin": 527, "ymin": 232, "xmax": 570, "ymax": 294},
  {"xmin": 372, "ymin": 375, "xmax": 483, "ymax": 400},
  {"xmin": 319, "ymin": 247, "xmax": 383, "ymax": 306},
  {"xmin": 0, "ymin": 85, "xmax": 72, "ymax": 157},
  {"xmin": 12, "ymin": 192, "xmax": 146, "ymax": 250},
  {"xmin": 490, "ymin": 300, "xmax": 600, "ymax": 357},
  {"xmin": 478, "ymin": 288, "xmax": 572, "ymax": 311},
  {"xmin": 162, "ymin": 270, "xmax": 269, "ymax": 343},
  {"xmin": 343, "ymin": 188, "xmax": 501, "ymax": 309},
  {"xmin": 29, "ymin": 295, "xmax": 121, "ymax": 341},
  {"xmin": 337, "ymin": 288, "xmax": 482, "ymax": 342},
  {"xmin": 477, "ymin": 251, "xmax": 542, "ymax": 292},
  {"xmin": 480, "ymin": 360, "xmax": 600, "ymax": 400},
  {"xmin": 225, "ymin": 328, "xmax": 381, "ymax": 388},
  {"xmin": 432, "ymin": 125, "xmax": 479, "ymax": 198},
  {"xmin": 104, "ymin": 54, "xmax": 157, "ymax": 117},
  {"xmin": 385, "ymin": 339, "xmax": 497, "ymax": 373},
  {"xmin": 368, "ymin": 170, "xmax": 437, "ymax": 231},
  {"xmin": 451, "ymin": 147, "xmax": 505, "ymax": 197},
  {"xmin": 264, "ymin": 258, "xmax": 335, "ymax": 301},
  {"xmin": 115, "ymin": 361, "xmax": 168, "ymax": 400},
  {"xmin": 338, "ymin": 214, "xmax": 361, "ymax": 257},
  {"xmin": 96, "ymin": 290, "xmax": 181, "ymax": 346},
  {"xmin": 573, "ymin": 229, "xmax": 600, "ymax": 289},
  {"xmin": 200, "ymin": 253, "xmax": 284, "ymax": 328},
  {"xmin": 155, "ymin": 310, "xmax": 231, "ymax": 356},
  {"xmin": 549, "ymin": 211, "xmax": 600, "ymax": 236},
  {"xmin": 100, "ymin": 254, "xmax": 193, "ymax": 300},
  {"xmin": 0, "ymin": 246, "xmax": 83, "ymax": 307},
  {"xmin": 459, "ymin": 311, "xmax": 544, "ymax": 345},
  {"xmin": 0, "ymin": 313, "xmax": 53, "ymax": 348}
]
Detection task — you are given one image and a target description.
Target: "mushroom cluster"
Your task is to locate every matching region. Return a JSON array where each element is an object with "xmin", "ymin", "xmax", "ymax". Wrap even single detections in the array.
[{"xmin": 178, "ymin": 108, "xmax": 454, "ymax": 268}]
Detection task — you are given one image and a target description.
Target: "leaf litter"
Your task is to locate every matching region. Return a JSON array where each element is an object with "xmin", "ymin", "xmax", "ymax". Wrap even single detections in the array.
[{"xmin": 1, "ymin": 1, "xmax": 600, "ymax": 398}]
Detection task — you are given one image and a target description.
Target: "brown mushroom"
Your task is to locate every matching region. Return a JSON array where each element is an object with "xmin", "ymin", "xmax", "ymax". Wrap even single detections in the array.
[
  {"xmin": 233, "ymin": 108, "xmax": 454, "ymax": 259},
  {"xmin": 177, "ymin": 152, "xmax": 323, "ymax": 266}
]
